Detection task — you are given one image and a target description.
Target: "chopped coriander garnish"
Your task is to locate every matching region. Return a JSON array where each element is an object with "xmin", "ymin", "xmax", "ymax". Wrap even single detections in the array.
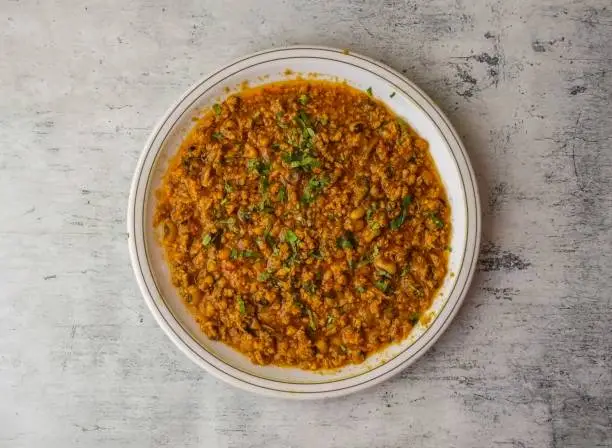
[
  {"xmin": 282, "ymin": 151, "xmax": 320, "ymax": 170},
  {"xmin": 257, "ymin": 271, "xmax": 272, "ymax": 282},
  {"xmin": 430, "ymin": 213, "xmax": 444, "ymax": 229},
  {"xmin": 390, "ymin": 195, "xmax": 413, "ymax": 230},
  {"xmin": 224, "ymin": 181, "xmax": 233, "ymax": 193},
  {"xmin": 374, "ymin": 279, "xmax": 390, "ymax": 294},
  {"xmin": 237, "ymin": 297, "xmax": 246, "ymax": 315},
  {"xmin": 298, "ymin": 94, "xmax": 309, "ymax": 105},
  {"xmin": 366, "ymin": 86, "xmax": 373, "ymax": 97},
  {"xmin": 263, "ymin": 229, "xmax": 276, "ymax": 248},
  {"xmin": 307, "ymin": 309, "xmax": 317, "ymax": 331},
  {"xmin": 242, "ymin": 249, "xmax": 259, "ymax": 258},
  {"xmin": 283, "ymin": 229, "xmax": 300, "ymax": 251},
  {"xmin": 231, "ymin": 248, "xmax": 259, "ymax": 259},
  {"xmin": 326, "ymin": 314, "xmax": 335, "ymax": 326},
  {"xmin": 355, "ymin": 285, "xmax": 366, "ymax": 294},
  {"xmin": 218, "ymin": 217, "xmax": 236, "ymax": 231},
  {"xmin": 294, "ymin": 109, "xmax": 313, "ymax": 129},
  {"xmin": 271, "ymin": 142, "xmax": 281, "ymax": 150},
  {"xmin": 259, "ymin": 175, "xmax": 269, "ymax": 193},
  {"xmin": 278, "ymin": 185, "xmax": 287, "ymax": 202},
  {"xmin": 237, "ymin": 208, "xmax": 251, "ymax": 222},
  {"xmin": 304, "ymin": 281, "xmax": 316, "ymax": 294},
  {"xmin": 212, "ymin": 131, "xmax": 223, "ymax": 141},
  {"xmin": 202, "ymin": 234, "xmax": 213, "ymax": 246},
  {"xmin": 212, "ymin": 103, "xmax": 222, "ymax": 115},
  {"xmin": 339, "ymin": 344, "xmax": 348, "ymax": 353},
  {"xmin": 377, "ymin": 269, "xmax": 392, "ymax": 279},
  {"xmin": 366, "ymin": 204, "xmax": 376, "ymax": 222},
  {"xmin": 301, "ymin": 175, "xmax": 329, "ymax": 205},
  {"xmin": 247, "ymin": 158, "xmax": 270, "ymax": 176},
  {"xmin": 336, "ymin": 231, "xmax": 357, "ymax": 250}
]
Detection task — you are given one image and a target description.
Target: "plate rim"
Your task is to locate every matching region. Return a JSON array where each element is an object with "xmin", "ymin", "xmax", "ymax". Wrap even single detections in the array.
[{"xmin": 127, "ymin": 45, "xmax": 481, "ymax": 399}]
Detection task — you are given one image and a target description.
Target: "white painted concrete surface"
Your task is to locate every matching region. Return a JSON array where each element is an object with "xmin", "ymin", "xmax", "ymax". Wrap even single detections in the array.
[{"xmin": 1, "ymin": 1, "xmax": 610, "ymax": 447}]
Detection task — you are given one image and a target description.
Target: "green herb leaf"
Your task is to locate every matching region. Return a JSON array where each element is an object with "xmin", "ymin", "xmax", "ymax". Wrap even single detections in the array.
[
  {"xmin": 276, "ymin": 111, "xmax": 287, "ymax": 128},
  {"xmin": 283, "ymin": 230, "xmax": 299, "ymax": 248},
  {"xmin": 374, "ymin": 279, "xmax": 390, "ymax": 294},
  {"xmin": 283, "ymin": 151, "xmax": 320, "ymax": 170},
  {"xmin": 355, "ymin": 285, "xmax": 366, "ymax": 294},
  {"xmin": 326, "ymin": 314, "xmax": 335, "ymax": 326},
  {"xmin": 263, "ymin": 229, "xmax": 276, "ymax": 248},
  {"xmin": 307, "ymin": 309, "xmax": 317, "ymax": 331},
  {"xmin": 212, "ymin": 131, "xmax": 223, "ymax": 141},
  {"xmin": 294, "ymin": 109, "xmax": 312, "ymax": 129},
  {"xmin": 390, "ymin": 195, "xmax": 413, "ymax": 230},
  {"xmin": 366, "ymin": 87, "xmax": 373, "ymax": 97},
  {"xmin": 237, "ymin": 208, "xmax": 251, "ymax": 222},
  {"xmin": 304, "ymin": 281, "xmax": 316, "ymax": 294},
  {"xmin": 213, "ymin": 103, "xmax": 222, "ymax": 115},
  {"xmin": 257, "ymin": 271, "xmax": 271, "ymax": 282},
  {"xmin": 202, "ymin": 234, "xmax": 213, "ymax": 246},
  {"xmin": 301, "ymin": 175, "xmax": 329, "ymax": 205},
  {"xmin": 390, "ymin": 215, "xmax": 404, "ymax": 230},
  {"xmin": 278, "ymin": 185, "xmax": 287, "ymax": 202},
  {"xmin": 390, "ymin": 92, "xmax": 396, "ymax": 98},
  {"xmin": 218, "ymin": 217, "xmax": 236, "ymax": 231},
  {"xmin": 366, "ymin": 204, "xmax": 376, "ymax": 222},
  {"xmin": 237, "ymin": 297, "xmax": 246, "ymax": 315},
  {"xmin": 430, "ymin": 213, "xmax": 444, "ymax": 229},
  {"xmin": 247, "ymin": 158, "xmax": 270, "ymax": 176},
  {"xmin": 242, "ymin": 249, "xmax": 259, "ymax": 259},
  {"xmin": 224, "ymin": 181, "xmax": 233, "ymax": 193},
  {"xmin": 336, "ymin": 231, "xmax": 357, "ymax": 250},
  {"xmin": 230, "ymin": 248, "xmax": 239, "ymax": 260},
  {"xmin": 298, "ymin": 94, "xmax": 309, "ymax": 105}
]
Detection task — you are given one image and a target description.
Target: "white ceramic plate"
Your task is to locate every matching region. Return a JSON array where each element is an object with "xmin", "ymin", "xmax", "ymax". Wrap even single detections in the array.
[{"xmin": 127, "ymin": 46, "xmax": 480, "ymax": 399}]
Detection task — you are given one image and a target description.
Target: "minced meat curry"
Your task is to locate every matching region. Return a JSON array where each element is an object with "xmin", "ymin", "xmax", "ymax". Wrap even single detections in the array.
[{"xmin": 154, "ymin": 80, "xmax": 451, "ymax": 370}]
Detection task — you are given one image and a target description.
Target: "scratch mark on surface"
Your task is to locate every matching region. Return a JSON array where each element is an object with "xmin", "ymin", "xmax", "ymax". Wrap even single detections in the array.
[
  {"xmin": 105, "ymin": 104, "xmax": 133, "ymax": 110},
  {"xmin": 43, "ymin": 274, "xmax": 57, "ymax": 280},
  {"xmin": 569, "ymin": 111, "xmax": 584, "ymax": 184},
  {"xmin": 74, "ymin": 424, "xmax": 109, "ymax": 432},
  {"xmin": 61, "ymin": 323, "xmax": 77, "ymax": 371}
]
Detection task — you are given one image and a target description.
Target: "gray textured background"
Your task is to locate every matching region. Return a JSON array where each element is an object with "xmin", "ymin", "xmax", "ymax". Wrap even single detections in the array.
[{"xmin": 1, "ymin": 0, "xmax": 611, "ymax": 447}]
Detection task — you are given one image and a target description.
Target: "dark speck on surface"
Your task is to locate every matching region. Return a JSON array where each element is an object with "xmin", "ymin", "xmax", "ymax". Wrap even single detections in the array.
[
  {"xmin": 478, "ymin": 242, "xmax": 531, "ymax": 272},
  {"xmin": 569, "ymin": 85, "xmax": 587, "ymax": 95}
]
